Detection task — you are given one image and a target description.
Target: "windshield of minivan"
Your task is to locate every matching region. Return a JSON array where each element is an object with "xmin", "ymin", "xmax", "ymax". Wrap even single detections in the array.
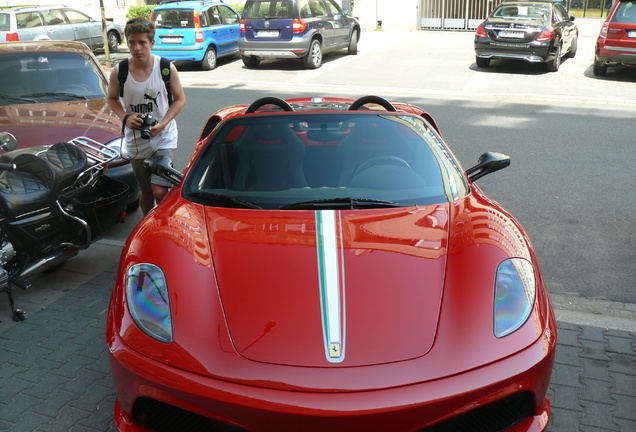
[{"xmin": 244, "ymin": 1, "xmax": 294, "ymax": 19}]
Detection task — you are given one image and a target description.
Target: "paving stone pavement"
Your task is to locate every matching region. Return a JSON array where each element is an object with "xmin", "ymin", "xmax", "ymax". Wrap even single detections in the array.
[{"xmin": 0, "ymin": 263, "xmax": 634, "ymax": 431}]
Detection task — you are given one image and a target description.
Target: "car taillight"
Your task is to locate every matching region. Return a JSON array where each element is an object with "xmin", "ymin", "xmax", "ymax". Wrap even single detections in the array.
[
  {"xmin": 240, "ymin": 18, "xmax": 245, "ymax": 34},
  {"xmin": 194, "ymin": 11, "xmax": 204, "ymax": 42},
  {"xmin": 536, "ymin": 29, "xmax": 555, "ymax": 42},
  {"xmin": 599, "ymin": 22, "xmax": 609, "ymax": 38},
  {"xmin": 292, "ymin": 19, "xmax": 307, "ymax": 33},
  {"xmin": 475, "ymin": 25, "xmax": 487, "ymax": 38},
  {"xmin": 6, "ymin": 32, "xmax": 19, "ymax": 42}
]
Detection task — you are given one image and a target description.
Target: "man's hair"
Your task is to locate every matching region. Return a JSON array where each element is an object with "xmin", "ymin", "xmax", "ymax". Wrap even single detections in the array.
[{"xmin": 125, "ymin": 17, "xmax": 155, "ymax": 40}]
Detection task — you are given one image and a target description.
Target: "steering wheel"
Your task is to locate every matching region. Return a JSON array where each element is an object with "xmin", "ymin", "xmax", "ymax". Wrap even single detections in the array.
[
  {"xmin": 353, "ymin": 156, "xmax": 411, "ymax": 178},
  {"xmin": 348, "ymin": 96, "xmax": 397, "ymax": 112},
  {"xmin": 245, "ymin": 97, "xmax": 295, "ymax": 114}
]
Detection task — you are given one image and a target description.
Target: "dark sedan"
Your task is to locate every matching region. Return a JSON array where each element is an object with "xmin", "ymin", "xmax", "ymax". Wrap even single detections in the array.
[{"xmin": 474, "ymin": 1, "xmax": 578, "ymax": 72}]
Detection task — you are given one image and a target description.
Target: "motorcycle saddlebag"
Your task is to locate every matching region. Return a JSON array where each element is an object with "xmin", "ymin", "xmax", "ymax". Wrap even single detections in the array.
[{"xmin": 59, "ymin": 176, "xmax": 129, "ymax": 238}]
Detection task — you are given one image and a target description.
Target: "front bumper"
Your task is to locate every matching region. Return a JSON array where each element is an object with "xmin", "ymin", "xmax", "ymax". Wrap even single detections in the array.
[
  {"xmin": 238, "ymin": 37, "xmax": 312, "ymax": 59},
  {"xmin": 475, "ymin": 39, "xmax": 553, "ymax": 63},
  {"xmin": 595, "ymin": 42, "xmax": 636, "ymax": 66},
  {"xmin": 152, "ymin": 46, "xmax": 205, "ymax": 62},
  {"xmin": 108, "ymin": 325, "xmax": 556, "ymax": 432}
]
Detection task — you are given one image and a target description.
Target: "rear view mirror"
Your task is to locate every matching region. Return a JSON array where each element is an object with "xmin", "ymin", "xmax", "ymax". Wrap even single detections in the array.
[
  {"xmin": 143, "ymin": 155, "xmax": 183, "ymax": 186},
  {"xmin": 466, "ymin": 152, "xmax": 510, "ymax": 182},
  {"xmin": 0, "ymin": 132, "xmax": 18, "ymax": 152}
]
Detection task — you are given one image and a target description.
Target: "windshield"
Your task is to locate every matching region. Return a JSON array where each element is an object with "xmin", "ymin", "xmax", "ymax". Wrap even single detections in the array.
[
  {"xmin": 244, "ymin": 1, "xmax": 294, "ymax": 19},
  {"xmin": 184, "ymin": 113, "xmax": 468, "ymax": 210},
  {"xmin": 492, "ymin": 4, "xmax": 550, "ymax": 21},
  {"xmin": 152, "ymin": 9, "xmax": 195, "ymax": 28},
  {"xmin": 612, "ymin": 1, "xmax": 636, "ymax": 24},
  {"xmin": 0, "ymin": 52, "xmax": 108, "ymax": 104}
]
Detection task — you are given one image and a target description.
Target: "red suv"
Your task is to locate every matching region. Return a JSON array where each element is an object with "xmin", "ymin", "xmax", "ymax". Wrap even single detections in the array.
[{"xmin": 594, "ymin": 0, "xmax": 636, "ymax": 75}]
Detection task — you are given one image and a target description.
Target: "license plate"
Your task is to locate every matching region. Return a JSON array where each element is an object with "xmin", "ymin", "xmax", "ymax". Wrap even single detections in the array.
[
  {"xmin": 628, "ymin": 30, "xmax": 636, "ymax": 38},
  {"xmin": 161, "ymin": 37, "xmax": 182, "ymax": 43},
  {"xmin": 257, "ymin": 30, "xmax": 280, "ymax": 38},
  {"xmin": 499, "ymin": 30, "xmax": 524, "ymax": 38}
]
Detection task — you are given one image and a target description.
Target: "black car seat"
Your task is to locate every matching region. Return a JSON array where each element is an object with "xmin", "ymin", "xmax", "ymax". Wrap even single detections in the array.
[{"xmin": 232, "ymin": 123, "xmax": 307, "ymax": 191}]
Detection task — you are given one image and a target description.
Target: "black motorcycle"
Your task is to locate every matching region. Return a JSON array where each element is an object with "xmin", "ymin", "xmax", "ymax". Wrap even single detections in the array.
[{"xmin": 0, "ymin": 132, "xmax": 129, "ymax": 322}]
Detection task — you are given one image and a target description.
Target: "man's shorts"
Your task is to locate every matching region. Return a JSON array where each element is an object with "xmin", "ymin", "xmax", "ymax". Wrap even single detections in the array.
[{"xmin": 130, "ymin": 148, "xmax": 177, "ymax": 194}]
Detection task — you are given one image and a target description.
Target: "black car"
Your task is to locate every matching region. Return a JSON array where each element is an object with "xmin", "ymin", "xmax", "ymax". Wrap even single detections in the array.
[
  {"xmin": 239, "ymin": 0, "xmax": 360, "ymax": 69},
  {"xmin": 474, "ymin": 1, "xmax": 578, "ymax": 72}
]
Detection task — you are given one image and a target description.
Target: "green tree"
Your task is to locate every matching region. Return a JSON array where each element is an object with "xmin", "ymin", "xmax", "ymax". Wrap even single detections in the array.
[{"xmin": 126, "ymin": 5, "xmax": 154, "ymax": 21}]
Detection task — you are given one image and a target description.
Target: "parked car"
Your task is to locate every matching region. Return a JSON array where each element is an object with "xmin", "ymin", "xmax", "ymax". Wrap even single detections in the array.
[
  {"xmin": 150, "ymin": 1, "xmax": 241, "ymax": 70},
  {"xmin": 0, "ymin": 5, "xmax": 123, "ymax": 52},
  {"xmin": 593, "ymin": 0, "xmax": 636, "ymax": 75},
  {"xmin": 474, "ymin": 1, "xmax": 578, "ymax": 72},
  {"xmin": 0, "ymin": 41, "xmax": 139, "ymax": 209},
  {"xmin": 239, "ymin": 0, "xmax": 361, "ymax": 69},
  {"xmin": 107, "ymin": 95, "xmax": 557, "ymax": 432}
]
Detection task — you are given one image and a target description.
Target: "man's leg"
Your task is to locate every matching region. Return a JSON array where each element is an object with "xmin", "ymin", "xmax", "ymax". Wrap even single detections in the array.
[
  {"xmin": 152, "ymin": 183, "xmax": 170, "ymax": 205},
  {"xmin": 140, "ymin": 190, "xmax": 155, "ymax": 215}
]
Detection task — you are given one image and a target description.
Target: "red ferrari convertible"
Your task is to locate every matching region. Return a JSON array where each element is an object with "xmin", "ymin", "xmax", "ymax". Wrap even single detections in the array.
[{"xmin": 107, "ymin": 96, "xmax": 557, "ymax": 432}]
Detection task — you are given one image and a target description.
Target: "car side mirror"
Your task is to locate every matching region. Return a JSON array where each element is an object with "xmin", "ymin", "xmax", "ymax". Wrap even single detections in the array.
[
  {"xmin": 143, "ymin": 155, "xmax": 183, "ymax": 186},
  {"xmin": 465, "ymin": 152, "xmax": 510, "ymax": 182},
  {"xmin": 569, "ymin": 14, "xmax": 576, "ymax": 21},
  {"xmin": 0, "ymin": 132, "xmax": 18, "ymax": 152}
]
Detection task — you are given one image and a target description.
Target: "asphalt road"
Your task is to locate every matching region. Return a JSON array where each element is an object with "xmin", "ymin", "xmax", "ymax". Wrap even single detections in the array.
[
  {"xmin": 1, "ymin": 19, "xmax": 634, "ymax": 333},
  {"xmin": 159, "ymin": 19, "xmax": 635, "ymax": 312}
]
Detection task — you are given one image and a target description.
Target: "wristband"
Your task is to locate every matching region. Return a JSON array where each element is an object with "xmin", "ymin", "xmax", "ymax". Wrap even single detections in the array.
[{"xmin": 121, "ymin": 114, "xmax": 131, "ymax": 135}]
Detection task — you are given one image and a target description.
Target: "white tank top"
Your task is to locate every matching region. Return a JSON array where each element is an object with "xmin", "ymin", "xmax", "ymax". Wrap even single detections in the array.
[{"xmin": 117, "ymin": 55, "xmax": 178, "ymax": 159}]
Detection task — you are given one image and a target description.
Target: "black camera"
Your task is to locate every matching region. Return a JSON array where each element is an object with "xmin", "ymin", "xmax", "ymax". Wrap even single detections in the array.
[{"xmin": 139, "ymin": 113, "xmax": 157, "ymax": 139}]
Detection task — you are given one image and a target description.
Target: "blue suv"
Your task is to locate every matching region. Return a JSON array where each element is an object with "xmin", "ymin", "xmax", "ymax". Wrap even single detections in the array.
[
  {"xmin": 239, "ymin": 0, "xmax": 360, "ymax": 69},
  {"xmin": 150, "ymin": 1, "xmax": 240, "ymax": 70}
]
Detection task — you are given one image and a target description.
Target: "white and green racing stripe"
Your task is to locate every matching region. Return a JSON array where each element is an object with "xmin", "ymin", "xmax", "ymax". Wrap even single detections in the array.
[{"xmin": 315, "ymin": 210, "xmax": 346, "ymax": 363}]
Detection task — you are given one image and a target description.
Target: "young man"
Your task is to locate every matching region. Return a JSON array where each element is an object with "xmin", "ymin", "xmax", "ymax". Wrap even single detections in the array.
[{"xmin": 107, "ymin": 17, "xmax": 186, "ymax": 215}]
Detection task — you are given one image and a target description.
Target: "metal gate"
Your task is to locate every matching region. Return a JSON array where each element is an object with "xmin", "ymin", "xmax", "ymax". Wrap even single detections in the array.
[
  {"xmin": 419, "ymin": 0, "xmax": 615, "ymax": 30},
  {"xmin": 419, "ymin": 0, "xmax": 502, "ymax": 30}
]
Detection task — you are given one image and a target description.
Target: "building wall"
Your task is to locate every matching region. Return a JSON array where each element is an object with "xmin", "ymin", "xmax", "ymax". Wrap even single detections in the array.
[{"xmin": 351, "ymin": 0, "xmax": 420, "ymax": 31}]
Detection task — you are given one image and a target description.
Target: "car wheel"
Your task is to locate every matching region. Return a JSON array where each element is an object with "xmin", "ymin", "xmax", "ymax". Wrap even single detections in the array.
[
  {"xmin": 476, "ymin": 57, "xmax": 490, "ymax": 68},
  {"xmin": 107, "ymin": 31, "xmax": 119, "ymax": 52},
  {"xmin": 348, "ymin": 30, "xmax": 358, "ymax": 55},
  {"xmin": 242, "ymin": 55, "xmax": 261, "ymax": 68},
  {"xmin": 546, "ymin": 43, "xmax": 561, "ymax": 72},
  {"xmin": 201, "ymin": 46, "xmax": 217, "ymax": 70},
  {"xmin": 303, "ymin": 40, "xmax": 322, "ymax": 69},
  {"xmin": 593, "ymin": 60, "xmax": 608, "ymax": 76},
  {"xmin": 566, "ymin": 35, "xmax": 578, "ymax": 58}
]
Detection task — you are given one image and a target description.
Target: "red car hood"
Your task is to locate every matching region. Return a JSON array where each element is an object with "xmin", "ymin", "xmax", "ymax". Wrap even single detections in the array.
[
  {"xmin": 0, "ymin": 99, "xmax": 120, "ymax": 148},
  {"xmin": 208, "ymin": 205, "xmax": 450, "ymax": 367}
]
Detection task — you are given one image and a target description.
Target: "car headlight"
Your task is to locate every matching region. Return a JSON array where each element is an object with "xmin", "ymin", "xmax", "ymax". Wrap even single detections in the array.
[
  {"xmin": 125, "ymin": 263, "xmax": 173, "ymax": 343},
  {"xmin": 494, "ymin": 258, "xmax": 535, "ymax": 338}
]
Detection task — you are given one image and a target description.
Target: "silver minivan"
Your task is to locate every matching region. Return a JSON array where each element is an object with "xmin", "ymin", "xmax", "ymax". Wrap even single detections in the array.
[{"xmin": 0, "ymin": 5, "xmax": 123, "ymax": 52}]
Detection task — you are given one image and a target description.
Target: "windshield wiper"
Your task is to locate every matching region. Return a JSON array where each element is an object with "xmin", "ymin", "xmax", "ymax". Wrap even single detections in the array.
[
  {"xmin": 21, "ymin": 92, "xmax": 87, "ymax": 100},
  {"xmin": 189, "ymin": 192, "xmax": 263, "ymax": 209},
  {"xmin": 0, "ymin": 93, "xmax": 37, "ymax": 103},
  {"xmin": 280, "ymin": 197, "xmax": 404, "ymax": 210}
]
